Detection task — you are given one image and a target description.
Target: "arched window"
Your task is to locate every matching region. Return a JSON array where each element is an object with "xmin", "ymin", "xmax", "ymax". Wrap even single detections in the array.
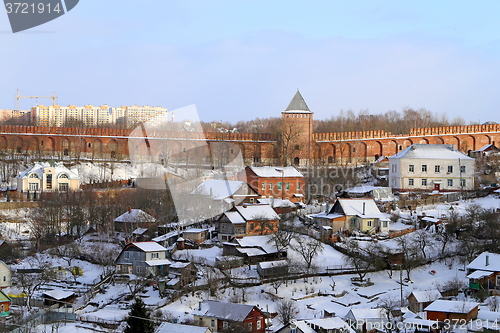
[
  {"xmin": 29, "ymin": 173, "xmax": 39, "ymax": 179},
  {"xmin": 58, "ymin": 173, "xmax": 69, "ymax": 179}
]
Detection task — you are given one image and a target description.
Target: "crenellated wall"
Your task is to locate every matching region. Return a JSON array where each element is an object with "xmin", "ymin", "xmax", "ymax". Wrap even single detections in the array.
[{"xmin": 0, "ymin": 124, "xmax": 499, "ymax": 166}]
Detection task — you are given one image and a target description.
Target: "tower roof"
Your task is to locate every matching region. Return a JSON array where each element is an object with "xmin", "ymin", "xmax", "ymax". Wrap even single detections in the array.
[{"xmin": 284, "ymin": 90, "xmax": 310, "ymax": 112}]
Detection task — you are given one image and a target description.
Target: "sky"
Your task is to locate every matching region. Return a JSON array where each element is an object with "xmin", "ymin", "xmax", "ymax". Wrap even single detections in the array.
[{"xmin": 1, "ymin": 1, "xmax": 500, "ymax": 124}]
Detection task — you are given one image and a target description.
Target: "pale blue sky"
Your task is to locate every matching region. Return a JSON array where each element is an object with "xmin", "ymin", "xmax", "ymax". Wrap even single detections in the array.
[{"xmin": 1, "ymin": 1, "xmax": 499, "ymax": 123}]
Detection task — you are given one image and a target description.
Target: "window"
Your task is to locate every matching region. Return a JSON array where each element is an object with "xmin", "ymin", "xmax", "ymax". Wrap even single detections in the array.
[
  {"xmin": 409, "ymin": 165, "xmax": 414, "ymax": 172},
  {"xmin": 460, "ymin": 179, "xmax": 466, "ymax": 187},
  {"xmin": 350, "ymin": 218, "xmax": 356, "ymax": 226},
  {"xmin": 383, "ymin": 221, "xmax": 388, "ymax": 228},
  {"xmin": 367, "ymin": 220, "xmax": 372, "ymax": 227},
  {"xmin": 422, "ymin": 165, "xmax": 427, "ymax": 172},
  {"xmin": 296, "ymin": 182, "xmax": 300, "ymax": 191},
  {"xmin": 152, "ymin": 252, "xmax": 159, "ymax": 259},
  {"xmin": 248, "ymin": 322, "xmax": 252, "ymax": 330},
  {"xmin": 461, "ymin": 165, "xmax": 466, "ymax": 173},
  {"xmin": 222, "ymin": 235, "xmax": 227, "ymax": 241},
  {"xmin": 277, "ymin": 182, "xmax": 282, "ymax": 190},
  {"xmin": 46, "ymin": 173, "xmax": 52, "ymax": 189},
  {"xmin": 257, "ymin": 320, "xmax": 261, "ymax": 330},
  {"xmin": 58, "ymin": 183, "xmax": 69, "ymax": 191},
  {"xmin": 3, "ymin": 276, "xmax": 5, "ymax": 282},
  {"xmin": 124, "ymin": 252, "xmax": 129, "ymax": 260},
  {"xmin": 29, "ymin": 173, "xmax": 39, "ymax": 179},
  {"xmin": 250, "ymin": 223, "xmax": 254, "ymax": 231},
  {"xmin": 223, "ymin": 321, "xmax": 228, "ymax": 329},
  {"xmin": 199, "ymin": 318, "xmax": 203, "ymax": 326},
  {"xmin": 408, "ymin": 179, "xmax": 414, "ymax": 186},
  {"xmin": 448, "ymin": 165, "xmax": 453, "ymax": 173},
  {"xmin": 262, "ymin": 182, "xmax": 265, "ymax": 190},
  {"xmin": 250, "ymin": 198, "xmax": 254, "ymax": 204},
  {"xmin": 286, "ymin": 182, "xmax": 289, "ymax": 191},
  {"xmin": 435, "ymin": 165, "xmax": 440, "ymax": 173},
  {"xmin": 59, "ymin": 173, "xmax": 68, "ymax": 179},
  {"xmin": 447, "ymin": 179, "xmax": 453, "ymax": 186},
  {"xmin": 28, "ymin": 183, "xmax": 39, "ymax": 191},
  {"xmin": 422, "ymin": 179, "xmax": 427, "ymax": 186},
  {"xmin": 269, "ymin": 183, "xmax": 273, "ymax": 190},
  {"xmin": 1, "ymin": 304, "xmax": 3, "ymax": 313},
  {"xmin": 261, "ymin": 196, "xmax": 266, "ymax": 199},
  {"xmin": 136, "ymin": 266, "xmax": 142, "ymax": 274},
  {"xmin": 211, "ymin": 319, "xmax": 215, "ymax": 327}
]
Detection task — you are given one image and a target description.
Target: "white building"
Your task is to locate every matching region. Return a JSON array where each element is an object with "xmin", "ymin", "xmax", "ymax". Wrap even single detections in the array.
[
  {"xmin": 16, "ymin": 162, "xmax": 79, "ymax": 192},
  {"xmin": 388, "ymin": 144, "xmax": 475, "ymax": 191}
]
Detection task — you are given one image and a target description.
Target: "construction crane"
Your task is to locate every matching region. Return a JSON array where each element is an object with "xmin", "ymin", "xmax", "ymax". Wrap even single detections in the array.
[{"xmin": 16, "ymin": 89, "xmax": 57, "ymax": 110}]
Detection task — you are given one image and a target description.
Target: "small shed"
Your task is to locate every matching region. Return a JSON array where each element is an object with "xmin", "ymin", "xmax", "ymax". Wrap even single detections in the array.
[
  {"xmin": 408, "ymin": 290, "xmax": 442, "ymax": 313},
  {"xmin": 257, "ymin": 260, "xmax": 289, "ymax": 279},
  {"xmin": 0, "ymin": 289, "xmax": 11, "ymax": 317},
  {"xmin": 42, "ymin": 289, "xmax": 76, "ymax": 307},
  {"xmin": 424, "ymin": 300, "xmax": 479, "ymax": 322}
]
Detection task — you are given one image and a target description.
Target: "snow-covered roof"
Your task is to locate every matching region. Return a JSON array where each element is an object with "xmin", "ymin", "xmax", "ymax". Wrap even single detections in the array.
[
  {"xmin": 474, "ymin": 144, "xmax": 499, "ymax": 152},
  {"xmin": 18, "ymin": 162, "xmax": 79, "ymax": 180},
  {"xmin": 257, "ymin": 198, "xmax": 296, "ymax": 208},
  {"xmin": 169, "ymin": 262, "xmax": 191, "ymax": 269},
  {"xmin": 336, "ymin": 199, "xmax": 385, "ymax": 219},
  {"xmin": 310, "ymin": 212, "xmax": 344, "ymax": 220},
  {"xmin": 348, "ymin": 308, "xmax": 386, "ymax": 319},
  {"xmin": 248, "ymin": 166, "xmax": 304, "ymax": 178},
  {"xmin": 388, "ymin": 144, "xmax": 473, "ymax": 160},
  {"xmin": 466, "ymin": 252, "xmax": 500, "ymax": 272},
  {"xmin": 145, "ymin": 259, "xmax": 172, "ymax": 266},
  {"xmin": 422, "ymin": 217, "xmax": 440, "ymax": 223},
  {"xmin": 235, "ymin": 205, "xmax": 280, "ymax": 221},
  {"xmin": 237, "ymin": 247, "xmax": 267, "ymax": 257},
  {"xmin": 193, "ymin": 300, "xmax": 257, "ymax": 321},
  {"xmin": 346, "ymin": 185, "xmax": 381, "ymax": 194},
  {"xmin": 224, "ymin": 211, "xmax": 246, "ymax": 224},
  {"xmin": 156, "ymin": 322, "xmax": 210, "ymax": 333},
  {"xmin": 42, "ymin": 289, "xmax": 75, "ymax": 300},
  {"xmin": 258, "ymin": 260, "xmax": 288, "ymax": 269},
  {"xmin": 130, "ymin": 242, "xmax": 166, "ymax": 252},
  {"xmin": 152, "ymin": 231, "xmax": 178, "ymax": 242},
  {"xmin": 410, "ymin": 289, "xmax": 442, "ymax": 303},
  {"xmin": 403, "ymin": 318, "xmax": 440, "ymax": 329},
  {"xmin": 182, "ymin": 228, "xmax": 208, "ymax": 234},
  {"xmin": 114, "ymin": 209, "xmax": 156, "ymax": 223},
  {"xmin": 193, "ymin": 179, "xmax": 248, "ymax": 200},
  {"xmin": 424, "ymin": 300, "xmax": 479, "ymax": 313},
  {"xmin": 302, "ymin": 317, "xmax": 355, "ymax": 333},
  {"xmin": 234, "ymin": 235, "xmax": 278, "ymax": 254},
  {"xmin": 132, "ymin": 227, "xmax": 148, "ymax": 235},
  {"xmin": 467, "ymin": 270, "xmax": 493, "ymax": 279}
]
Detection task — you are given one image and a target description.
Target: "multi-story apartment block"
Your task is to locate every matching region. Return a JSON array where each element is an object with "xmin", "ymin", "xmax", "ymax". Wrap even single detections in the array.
[
  {"xmin": 29, "ymin": 104, "xmax": 167, "ymax": 127},
  {"xmin": 126, "ymin": 105, "xmax": 168, "ymax": 127},
  {"xmin": 388, "ymin": 144, "xmax": 475, "ymax": 191}
]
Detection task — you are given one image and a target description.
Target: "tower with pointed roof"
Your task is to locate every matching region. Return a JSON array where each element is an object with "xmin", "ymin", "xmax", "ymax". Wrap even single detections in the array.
[{"xmin": 281, "ymin": 90, "xmax": 314, "ymax": 166}]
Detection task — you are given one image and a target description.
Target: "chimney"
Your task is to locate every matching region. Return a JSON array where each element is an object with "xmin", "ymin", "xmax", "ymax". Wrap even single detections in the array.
[
  {"xmin": 363, "ymin": 202, "xmax": 365, "ymax": 215},
  {"xmin": 486, "ymin": 254, "xmax": 490, "ymax": 266},
  {"xmin": 326, "ymin": 202, "xmax": 330, "ymax": 213},
  {"xmin": 198, "ymin": 301, "xmax": 202, "ymax": 310},
  {"xmin": 128, "ymin": 206, "xmax": 132, "ymax": 214}
]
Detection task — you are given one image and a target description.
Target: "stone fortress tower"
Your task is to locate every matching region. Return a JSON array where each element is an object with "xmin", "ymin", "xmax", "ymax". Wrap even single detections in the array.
[{"xmin": 281, "ymin": 90, "xmax": 314, "ymax": 166}]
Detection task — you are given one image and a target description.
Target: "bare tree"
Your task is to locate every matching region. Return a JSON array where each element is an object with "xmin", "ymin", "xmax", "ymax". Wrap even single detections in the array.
[
  {"xmin": 276, "ymin": 298, "xmax": 299, "ymax": 325},
  {"xmin": 13, "ymin": 259, "xmax": 54, "ymax": 310},
  {"xmin": 378, "ymin": 295, "xmax": 400, "ymax": 333},
  {"xmin": 412, "ymin": 230, "xmax": 434, "ymax": 260},
  {"xmin": 396, "ymin": 236, "xmax": 423, "ymax": 281},
  {"xmin": 291, "ymin": 235, "xmax": 324, "ymax": 271},
  {"xmin": 487, "ymin": 296, "xmax": 500, "ymax": 312},
  {"xmin": 343, "ymin": 239, "xmax": 377, "ymax": 282}
]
